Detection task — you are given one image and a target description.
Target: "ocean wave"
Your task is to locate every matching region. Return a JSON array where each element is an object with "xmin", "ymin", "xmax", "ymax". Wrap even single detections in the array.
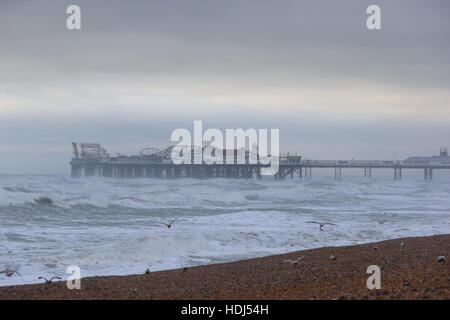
[{"xmin": 0, "ymin": 174, "xmax": 449, "ymax": 286}]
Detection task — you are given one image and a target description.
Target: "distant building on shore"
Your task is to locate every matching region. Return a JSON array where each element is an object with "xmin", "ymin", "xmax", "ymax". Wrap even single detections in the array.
[{"xmin": 404, "ymin": 147, "xmax": 450, "ymax": 165}]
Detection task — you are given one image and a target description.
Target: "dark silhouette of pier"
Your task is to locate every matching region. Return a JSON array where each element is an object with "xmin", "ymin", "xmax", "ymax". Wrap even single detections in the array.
[{"xmin": 70, "ymin": 143, "xmax": 450, "ymax": 181}]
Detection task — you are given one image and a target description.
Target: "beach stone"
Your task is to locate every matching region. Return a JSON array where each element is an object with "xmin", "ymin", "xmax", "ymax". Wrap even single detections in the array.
[
  {"xmin": 437, "ymin": 256, "xmax": 445, "ymax": 263},
  {"xmin": 375, "ymin": 290, "xmax": 389, "ymax": 296},
  {"xmin": 329, "ymin": 255, "xmax": 336, "ymax": 261}
]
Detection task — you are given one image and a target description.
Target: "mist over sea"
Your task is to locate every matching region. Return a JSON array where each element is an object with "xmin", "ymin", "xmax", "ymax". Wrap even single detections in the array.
[{"xmin": 1, "ymin": 170, "xmax": 450, "ymax": 286}]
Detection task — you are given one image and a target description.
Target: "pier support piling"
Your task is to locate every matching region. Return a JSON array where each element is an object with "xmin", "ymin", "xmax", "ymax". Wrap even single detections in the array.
[
  {"xmin": 305, "ymin": 167, "xmax": 312, "ymax": 180},
  {"xmin": 364, "ymin": 167, "xmax": 372, "ymax": 179},
  {"xmin": 424, "ymin": 168, "xmax": 433, "ymax": 181},
  {"xmin": 335, "ymin": 166, "xmax": 342, "ymax": 181},
  {"xmin": 394, "ymin": 167, "xmax": 402, "ymax": 180}
]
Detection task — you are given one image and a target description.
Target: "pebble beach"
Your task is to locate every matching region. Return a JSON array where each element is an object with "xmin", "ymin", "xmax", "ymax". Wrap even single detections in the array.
[{"xmin": 0, "ymin": 234, "xmax": 448, "ymax": 300}]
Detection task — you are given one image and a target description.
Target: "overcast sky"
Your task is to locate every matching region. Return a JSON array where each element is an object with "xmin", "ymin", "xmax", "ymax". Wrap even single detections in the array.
[{"xmin": 0, "ymin": 0, "xmax": 449, "ymax": 173}]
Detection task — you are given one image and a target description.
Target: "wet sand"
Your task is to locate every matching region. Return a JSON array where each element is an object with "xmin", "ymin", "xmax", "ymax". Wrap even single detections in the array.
[{"xmin": 0, "ymin": 234, "xmax": 448, "ymax": 300}]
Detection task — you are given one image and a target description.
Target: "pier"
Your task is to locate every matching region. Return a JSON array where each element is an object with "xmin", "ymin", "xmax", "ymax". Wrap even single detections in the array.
[{"xmin": 70, "ymin": 143, "xmax": 450, "ymax": 180}]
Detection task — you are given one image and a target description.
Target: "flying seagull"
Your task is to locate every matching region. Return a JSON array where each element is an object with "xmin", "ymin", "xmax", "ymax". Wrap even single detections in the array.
[
  {"xmin": 307, "ymin": 221, "xmax": 337, "ymax": 231},
  {"xmin": 0, "ymin": 245, "xmax": 12, "ymax": 254},
  {"xmin": 38, "ymin": 276, "xmax": 62, "ymax": 284},
  {"xmin": 34, "ymin": 197, "xmax": 53, "ymax": 205},
  {"xmin": 157, "ymin": 219, "xmax": 179, "ymax": 229},
  {"xmin": 284, "ymin": 256, "xmax": 304, "ymax": 265},
  {"xmin": 0, "ymin": 269, "xmax": 23, "ymax": 281}
]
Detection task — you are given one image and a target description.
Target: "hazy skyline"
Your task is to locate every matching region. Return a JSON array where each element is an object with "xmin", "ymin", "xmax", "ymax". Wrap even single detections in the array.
[{"xmin": 1, "ymin": 0, "xmax": 449, "ymax": 173}]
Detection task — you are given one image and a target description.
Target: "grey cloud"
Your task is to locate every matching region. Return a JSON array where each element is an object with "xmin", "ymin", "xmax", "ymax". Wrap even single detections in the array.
[{"xmin": 0, "ymin": 0, "xmax": 448, "ymax": 88}]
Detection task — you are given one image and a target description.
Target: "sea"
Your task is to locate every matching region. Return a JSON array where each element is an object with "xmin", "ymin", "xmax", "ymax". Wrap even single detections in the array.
[{"xmin": 1, "ymin": 169, "xmax": 449, "ymax": 286}]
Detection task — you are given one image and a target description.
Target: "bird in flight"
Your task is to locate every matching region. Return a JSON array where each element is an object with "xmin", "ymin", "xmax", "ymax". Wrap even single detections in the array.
[
  {"xmin": 307, "ymin": 221, "xmax": 337, "ymax": 231},
  {"xmin": 0, "ymin": 269, "xmax": 23, "ymax": 281},
  {"xmin": 38, "ymin": 276, "xmax": 62, "ymax": 284},
  {"xmin": 157, "ymin": 219, "xmax": 179, "ymax": 229},
  {"xmin": 0, "ymin": 245, "xmax": 12, "ymax": 254},
  {"xmin": 284, "ymin": 256, "xmax": 304, "ymax": 265},
  {"xmin": 34, "ymin": 197, "xmax": 53, "ymax": 205}
]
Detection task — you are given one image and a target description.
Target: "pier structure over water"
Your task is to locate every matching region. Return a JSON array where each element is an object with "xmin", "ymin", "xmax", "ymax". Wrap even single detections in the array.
[{"xmin": 70, "ymin": 143, "xmax": 450, "ymax": 181}]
